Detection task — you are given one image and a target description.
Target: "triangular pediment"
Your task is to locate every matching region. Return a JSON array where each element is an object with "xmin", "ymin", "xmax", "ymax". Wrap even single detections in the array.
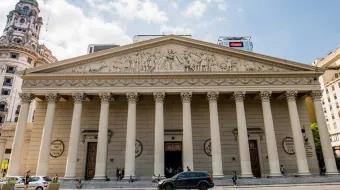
[{"xmin": 23, "ymin": 35, "xmax": 320, "ymax": 75}]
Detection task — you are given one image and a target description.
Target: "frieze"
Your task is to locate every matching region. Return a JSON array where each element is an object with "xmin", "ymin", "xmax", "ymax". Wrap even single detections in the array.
[
  {"xmin": 22, "ymin": 76, "xmax": 320, "ymax": 88},
  {"xmin": 56, "ymin": 45, "xmax": 292, "ymax": 74}
]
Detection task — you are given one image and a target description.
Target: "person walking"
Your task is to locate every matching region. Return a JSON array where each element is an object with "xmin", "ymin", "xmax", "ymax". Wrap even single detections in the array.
[
  {"xmin": 116, "ymin": 167, "xmax": 119, "ymax": 181},
  {"xmin": 54, "ymin": 174, "xmax": 58, "ymax": 182},
  {"xmin": 280, "ymin": 165, "xmax": 286, "ymax": 177},
  {"xmin": 232, "ymin": 171, "xmax": 237, "ymax": 186},
  {"xmin": 121, "ymin": 168, "xmax": 125, "ymax": 180},
  {"xmin": 24, "ymin": 170, "xmax": 30, "ymax": 190}
]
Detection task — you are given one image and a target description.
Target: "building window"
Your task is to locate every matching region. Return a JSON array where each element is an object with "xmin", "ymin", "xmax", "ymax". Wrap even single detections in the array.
[
  {"xmin": 337, "ymin": 102, "xmax": 339, "ymax": 108},
  {"xmin": 3, "ymin": 77, "xmax": 13, "ymax": 86},
  {"xmin": 4, "ymin": 149, "xmax": 11, "ymax": 154},
  {"xmin": 335, "ymin": 95, "xmax": 338, "ymax": 100},
  {"xmin": 334, "ymin": 123, "xmax": 337, "ymax": 129},
  {"xmin": 6, "ymin": 66, "xmax": 16, "ymax": 74},
  {"xmin": 332, "ymin": 115, "xmax": 335, "ymax": 119},
  {"xmin": 22, "ymin": 6, "xmax": 29, "ymax": 16},
  {"xmin": 10, "ymin": 53, "xmax": 19, "ymax": 59},
  {"xmin": 27, "ymin": 57, "xmax": 32, "ymax": 64},
  {"xmin": 20, "ymin": 18, "xmax": 25, "ymax": 24},
  {"xmin": 1, "ymin": 89, "xmax": 11, "ymax": 96},
  {"xmin": 328, "ymin": 97, "xmax": 331, "ymax": 102},
  {"xmin": 14, "ymin": 117, "xmax": 18, "ymax": 122},
  {"xmin": 332, "ymin": 86, "xmax": 335, "ymax": 91},
  {"xmin": 330, "ymin": 105, "xmax": 333, "ymax": 111},
  {"xmin": 0, "ymin": 102, "xmax": 7, "ymax": 112},
  {"xmin": 326, "ymin": 89, "xmax": 329, "ymax": 94}
]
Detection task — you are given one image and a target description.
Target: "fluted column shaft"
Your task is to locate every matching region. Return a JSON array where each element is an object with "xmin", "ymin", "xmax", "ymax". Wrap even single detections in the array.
[
  {"xmin": 311, "ymin": 90, "xmax": 339, "ymax": 174},
  {"xmin": 234, "ymin": 91, "xmax": 253, "ymax": 178},
  {"xmin": 260, "ymin": 91, "xmax": 281, "ymax": 177},
  {"xmin": 124, "ymin": 93, "xmax": 139, "ymax": 178},
  {"xmin": 64, "ymin": 93, "xmax": 86, "ymax": 180},
  {"xmin": 285, "ymin": 91, "xmax": 310, "ymax": 175},
  {"xmin": 7, "ymin": 93, "xmax": 35, "ymax": 176},
  {"xmin": 36, "ymin": 93, "xmax": 61, "ymax": 176},
  {"xmin": 154, "ymin": 92, "xmax": 165, "ymax": 177},
  {"xmin": 94, "ymin": 93, "xmax": 113, "ymax": 180},
  {"xmin": 181, "ymin": 92, "xmax": 194, "ymax": 171},
  {"xmin": 207, "ymin": 92, "xmax": 224, "ymax": 177}
]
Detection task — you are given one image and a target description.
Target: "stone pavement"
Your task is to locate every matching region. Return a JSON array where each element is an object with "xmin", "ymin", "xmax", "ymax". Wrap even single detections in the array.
[{"xmin": 60, "ymin": 175, "xmax": 340, "ymax": 189}]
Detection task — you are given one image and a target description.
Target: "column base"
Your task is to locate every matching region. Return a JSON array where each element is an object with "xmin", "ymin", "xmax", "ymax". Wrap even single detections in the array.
[
  {"xmin": 63, "ymin": 176, "xmax": 78, "ymax": 181},
  {"xmin": 239, "ymin": 173, "xmax": 254, "ymax": 179},
  {"xmin": 92, "ymin": 176, "xmax": 107, "ymax": 181},
  {"xmin": 325, "ymin": 172, "xmax": 340, "ymax": 175},
  {"xmin": 212, "ymin": 174, "xmax": 225, "ymax": 179}
]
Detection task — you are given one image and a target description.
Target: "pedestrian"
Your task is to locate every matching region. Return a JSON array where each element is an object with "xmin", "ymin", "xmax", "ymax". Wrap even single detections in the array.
[
  {"xmin": 118, "ymin": 168, "xmax": 122, "ymax": 181},
  {"xmin": 157, "ymin": 174, "xmax": 161, "ymax": 182},
  {"xmin": 76, "ymin": 178, "xmax": 82, "ymax": 189},
  {"xmin": 187, "ymin": 166, "xmax": 191, "ymax": 172},
  {"xmin": 169, "ymin": 167, "xmax": 173, "ymax": 177},
  {"xmin": 54, "ymin": 174, "xmax": 58, "ymax": 182},
  {"xmin": 105, "ymin": 175, "xmax": 110, "ymax": 181},
  {"xmin": 116, "ymin": 167, "xmax": 119, "ymax": 181},
  {"xmin": 128, "ymin": 175, "xmax": 134, "ymax": 183},
  {"xmin": 121, "ymin": 168, "xmax": 125, "ymax": 180},
  {"xmin": 152, "ymin": 174, "xmax": 157, "ymax": 182},
  {"xmin": 280, "ymin": 165, "xmax": 286, "ymax": 177},
  {"xmin": 232, "ymin": 171, "xmax": 237, "ymax": 186},
  {"xmin": 24, "ymin": 170, "xmax": 30, "ymax": 190}
]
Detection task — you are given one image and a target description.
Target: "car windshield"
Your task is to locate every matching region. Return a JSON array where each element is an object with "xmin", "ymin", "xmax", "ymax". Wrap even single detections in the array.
[{"xmin": 43, "ymin": 177, "xmax": 52, "ymax": 181}]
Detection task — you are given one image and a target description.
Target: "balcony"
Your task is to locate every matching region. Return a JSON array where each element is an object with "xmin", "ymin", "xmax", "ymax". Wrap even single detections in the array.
[{"xmin": 6, "ymin": 70, "xmax": 15, "ymax": 74}]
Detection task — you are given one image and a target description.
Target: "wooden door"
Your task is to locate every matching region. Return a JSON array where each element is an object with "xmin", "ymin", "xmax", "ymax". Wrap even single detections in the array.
[
  {"xmin": 249, "ymin": 140, "xmax": 261, "ymax": 177},
  {"xmin": 85, "ymin": 142, "xmax": 97, "ymax": 180}
]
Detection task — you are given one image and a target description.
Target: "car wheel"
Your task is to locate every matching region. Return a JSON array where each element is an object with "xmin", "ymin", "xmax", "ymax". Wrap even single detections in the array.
[
  {"xmin": 164, "ymin": 184, "xmax": 173, "ymax": 190},
  {"xmin": 199, "ymin": 183, "xmax": 208, "ymax": 190},
  {"xmin": 36, "ymin": 186, "xmax": 44, "ymax": 190}
]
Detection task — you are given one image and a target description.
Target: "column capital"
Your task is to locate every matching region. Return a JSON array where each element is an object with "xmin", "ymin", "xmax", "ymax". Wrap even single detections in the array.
[
  {"xmin": 19, "ymin": 93, "xmax": 35, "ymax": 104},
  {"xmin": 206, "ymin": 91, "xmax": 219, "ymax": 102},
  {"xmin": 310, "ymin": 90, "xmax": 323, "ymax": 101},
  {"xmin": 72, "ymin": 93, "xmax": 87, "ymax": 104},
  {"xmin": 45, "ymin": 93, "xmax": 61, "ymax": 103},
  {"xmin": 153, "ymin": 92, "xmax": 166, "ymax": 103},
  {"xmin": 285, "ymin": 90, "xmax": 298, "ymax": 101},
  {"xmin": 99, "ymin": 93, "xmax": 114, "ymax": 103},
  {"xmin": 181, "ymin": 92, "xmax": 192, "ymax": 103},
  {"xmin": 127, "ymin": 92, "xmax": 139, "ymax": 103},
  {"xmin": 233, "ymin": 91, "xmax": 246, "ymax": 102},
  {"xmin": 260, "ymin": 91, "xmax": 272, "ymax": 101}
]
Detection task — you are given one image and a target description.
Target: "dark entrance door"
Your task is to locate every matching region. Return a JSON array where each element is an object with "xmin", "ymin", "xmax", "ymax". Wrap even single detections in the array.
[
  {"xmin": 164, "ymin": 142, "xmax": 182, "ymax": 178},
  {"xmin": 249, "ymin": 140, "xmax": 261, "ymax": 177},
  {"xmin": 85, "ymin": 142, "xmax": 97, "ymax": 180}
]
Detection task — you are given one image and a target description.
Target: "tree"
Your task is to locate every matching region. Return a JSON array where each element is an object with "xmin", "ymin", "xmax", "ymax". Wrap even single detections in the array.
[{"xmin": 311, "ymin": 123, "xmax": 325, "ymax": 169}]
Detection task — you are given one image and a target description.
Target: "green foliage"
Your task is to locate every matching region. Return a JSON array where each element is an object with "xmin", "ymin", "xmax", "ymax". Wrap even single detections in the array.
[
  {"xmin": 6, "ymin": 178, "xmax": 17, "ymax": 185},
  {"xmin": 311, "ymin": 123, "xmax": 325, "ymax": 168},
  {"xmin": 49, "ymin": 179, "xmax": 59, "ymax": 184}
]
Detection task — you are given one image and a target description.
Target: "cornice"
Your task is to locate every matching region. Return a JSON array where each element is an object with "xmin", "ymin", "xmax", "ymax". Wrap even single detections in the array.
[{"xmin": 21, "ymin": 36, "xmax": 319, "ymax": 75}]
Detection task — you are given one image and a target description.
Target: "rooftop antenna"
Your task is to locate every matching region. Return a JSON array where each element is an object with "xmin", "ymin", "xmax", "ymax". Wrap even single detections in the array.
[{"xmin": 42, "ymin": 0, "xmax": 52, "ymax": 41}]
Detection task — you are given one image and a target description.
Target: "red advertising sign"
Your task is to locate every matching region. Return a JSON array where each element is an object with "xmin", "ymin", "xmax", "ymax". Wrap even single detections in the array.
[{"xmin": 229, "ymin": 42, "xmax": 244, "ymax": 47}]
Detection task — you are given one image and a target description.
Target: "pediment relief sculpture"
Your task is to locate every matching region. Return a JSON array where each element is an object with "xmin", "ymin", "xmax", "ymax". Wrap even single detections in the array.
[{"xmin": 58, "ymin": 46, "xmax": 290, "ymax": 74}]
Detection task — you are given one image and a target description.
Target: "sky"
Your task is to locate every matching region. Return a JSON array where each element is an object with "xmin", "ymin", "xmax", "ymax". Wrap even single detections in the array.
[{"xmin": 0, "ymin": 0, "xmax": 340, "ymax": 64}]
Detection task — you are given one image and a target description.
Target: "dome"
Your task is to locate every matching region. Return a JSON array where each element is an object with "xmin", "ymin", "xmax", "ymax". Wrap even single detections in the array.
[{"xmin": 19, "ymin": 0, "xmax": 39, "ymax": 6}]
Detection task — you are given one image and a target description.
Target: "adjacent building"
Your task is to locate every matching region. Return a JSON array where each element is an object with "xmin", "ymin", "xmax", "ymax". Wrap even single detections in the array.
[
  {"xmin": 313, "ymin": 48, "xmax": 340, "ymax": 156},
  {"xmin": 217, "ymin": 36, "xmax": 253, "ymax": 52},
  {"xmin": 88, "ymin": 44, "xmax": 120, "ymax": 54},
  {"xmin": 6, "ymin": 35, "xmax": 339, "ymax": 180},
  {"xmin": 0, "ymin": 0, "xmax": 56, "ymax": 168}
]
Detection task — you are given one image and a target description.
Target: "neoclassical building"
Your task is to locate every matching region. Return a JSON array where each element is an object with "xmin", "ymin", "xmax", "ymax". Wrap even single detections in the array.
[{"xmin": 7, "ymin": 36, "xmax": 339, "ymax": 180}]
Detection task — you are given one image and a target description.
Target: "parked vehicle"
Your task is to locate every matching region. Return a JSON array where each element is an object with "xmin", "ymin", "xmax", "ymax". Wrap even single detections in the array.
[
  {"xmin": 15, "ymin": 176, "xmax": 52, "ymax": 190},
  {"xmin": 0, "ymin": 176, "xmax": 24, "ymax": 189},
  {"xmin": 158, "ymin": 172, "xmax": 214, "ymax": 190}
]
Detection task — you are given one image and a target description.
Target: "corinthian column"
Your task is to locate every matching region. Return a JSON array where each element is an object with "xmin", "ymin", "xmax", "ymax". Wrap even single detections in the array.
[
  {"xmin": 36, "ymin": 93, "xmax": 61, "ymax": 176},
  {"xmin": 207, "ymin": 91, "xmax": 224, "ymax": 178},
  {"xmin": 7, "ymin": 93, "xmax": 35, "ymax": 176},
  {"xmin": 260, "ymin": 91, "xmax": 281, "ymax": 177},
  {"xmin": 234, "ymin": 91, "xmax": 253, "ymax": 178},
  {"xmin": 94, "ymin": 93, "xmax": 114, "ymax": 180},
  {"xmin": 310, "ymin": 90, "xmax": 339, "ymax": 174},
  {"xmin": 124, "ymin": 92, "xmax": 139, "ymax": 179},
  {"xmin": 285, "ymin": 91, "xmax": 310, "ymax": 176},
  {"xmin": 64, "ymin": 93, "xmax": 86, "ymax": 180},
  {"xmin": 181, "ymin": 92, "xmax": 194, "ymax": 171},
  {"xmin": 154, "ymin": 92, "xmax": 165, "ymax": 177}
]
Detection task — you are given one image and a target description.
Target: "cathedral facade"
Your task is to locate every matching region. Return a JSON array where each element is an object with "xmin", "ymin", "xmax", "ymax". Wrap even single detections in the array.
[{"xmin": 6, "ymin": 35, "xmax": 339, "ymax": 179}]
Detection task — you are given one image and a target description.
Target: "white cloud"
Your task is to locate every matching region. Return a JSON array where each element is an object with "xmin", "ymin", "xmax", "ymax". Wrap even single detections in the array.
[
  {"xmin": 167, "ymin": 0, "xmax": 179, "ymax": 9},
  {"xmin": 217, "ymin": 2, "xmax": 227, "ymax": 10},
  {"xmin": 237, "ymin": 8, "xmax": 244, "ymax": 12},
  {"xmin": 88, "ymin": 0, "xmax": 169, "ymax": 24},
  {"xmin": 198, "ymin": 16, "xmax": 227, "ymax": 29},
  {"xmin": 0, "ymin": 0, "xmax": 132, "ymax": 60},
  {"xmin": 160, "ymin": 25, "xmax": 193, "ymax": 35},
  {"xmin": 184, "ymin": 0, "xmax": 207, "ymax": 19}
]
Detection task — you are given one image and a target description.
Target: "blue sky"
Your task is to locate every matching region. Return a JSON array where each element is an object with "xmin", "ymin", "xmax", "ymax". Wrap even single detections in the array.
[{"xmin": 1, "ymin": 0, "xmax": 340, "ymax": 63}]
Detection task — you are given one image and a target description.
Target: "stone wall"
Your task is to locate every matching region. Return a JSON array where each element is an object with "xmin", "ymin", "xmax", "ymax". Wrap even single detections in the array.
[{"xmin": 24, "ymin": 94, "xmax": 319, "ymax": 178}]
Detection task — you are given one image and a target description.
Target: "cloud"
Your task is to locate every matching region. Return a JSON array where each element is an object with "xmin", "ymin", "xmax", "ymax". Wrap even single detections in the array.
[
  {"xmin": 184, "ymin": 0, "xmax": 207, "ymax": 19},
  {"xmin": 0, "ymin": 0, "xmax": 132, "ymax": 60},
  {"xmin": 237, "ymin": 8, "xmax": 244, "ymax": 12},
  {"xmin": 88, "ymin": 0, "xmax": 169, "ymax": 24},
  {"xmin": 198, "ymin": 16, "xmax": 227, "ymax": 29},
  {"xmin": 160, "ymin": 25, "xmax": 193, "ymax": 35},
  {"xmin": 217, "ymin": 0, "xmax": 227, "ymax": 10}
]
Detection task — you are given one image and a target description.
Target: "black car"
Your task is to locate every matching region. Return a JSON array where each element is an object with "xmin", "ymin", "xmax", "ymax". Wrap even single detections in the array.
[{"xmin": 158, "ymin": 171, "xmax": 214, "ymax": 190}]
